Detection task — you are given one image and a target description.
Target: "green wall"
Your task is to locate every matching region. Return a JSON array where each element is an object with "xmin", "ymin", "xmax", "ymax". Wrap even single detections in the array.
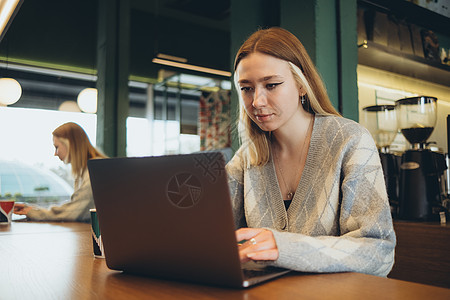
[{"xmin": 229, "ymin": 0, "xmax": 359, "ymax": 151}]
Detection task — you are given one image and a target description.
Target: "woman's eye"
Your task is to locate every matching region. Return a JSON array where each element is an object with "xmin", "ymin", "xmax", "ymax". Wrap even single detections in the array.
[
  {"xmin": 240, "ymin": 86, "xmax": 253, "ymax": 92},
  {"xmin": 267, "ymin": 82, "xmax": 283, "ymax": 89}
]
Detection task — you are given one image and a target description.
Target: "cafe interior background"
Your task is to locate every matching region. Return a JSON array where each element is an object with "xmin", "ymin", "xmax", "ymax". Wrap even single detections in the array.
[{"xmin": 0, "ymin": 1, "xmax": 449, "ymax": 210}]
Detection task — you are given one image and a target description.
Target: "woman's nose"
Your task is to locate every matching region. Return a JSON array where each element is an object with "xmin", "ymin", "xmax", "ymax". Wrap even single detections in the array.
[{"xmin": 252, "ymin": 88, "xmax": 267, "ymax": 108}]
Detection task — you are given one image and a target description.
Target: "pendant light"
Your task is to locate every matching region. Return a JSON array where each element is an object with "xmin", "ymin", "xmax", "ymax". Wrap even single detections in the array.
[
  {"xmin": 0, "ymin": 77, "xmax": 22, "ymax": 105},
  {"xmin": 59, "ymin": 100, "xmax": 81, "ymax": 112},
  {"xmin": 77, "ymin": 87, "xmax": 97, "ymax": 113}
]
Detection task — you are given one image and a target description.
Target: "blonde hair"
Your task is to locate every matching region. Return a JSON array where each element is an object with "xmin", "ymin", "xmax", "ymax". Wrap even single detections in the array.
[
  {"xmin": 233, "ymin": 27, "xmax": 340, "ymax": 167},
  {"xmin": 53, "ymin": 122, "xmax": 107, "ymax": 184}
]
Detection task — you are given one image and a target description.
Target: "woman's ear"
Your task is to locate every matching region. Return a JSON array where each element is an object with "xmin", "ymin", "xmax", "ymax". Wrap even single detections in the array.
[{"xmin": 298, "ymin": 86, "xmax": 307, "ymax": 98}]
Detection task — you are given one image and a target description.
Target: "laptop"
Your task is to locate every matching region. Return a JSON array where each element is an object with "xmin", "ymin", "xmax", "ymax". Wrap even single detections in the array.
[{"xmin": 87, "ymin": 152, "xmax": 290, "ymax": 288}]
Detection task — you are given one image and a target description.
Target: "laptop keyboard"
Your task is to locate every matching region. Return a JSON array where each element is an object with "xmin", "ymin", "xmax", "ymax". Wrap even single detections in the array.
[
  {"xmin": 243, "ymin": 266, "xmax": 281, "ymax": 278},
  {"xmin": 242, "ymin": 261, "xmax": 287, "ymax": 279}
]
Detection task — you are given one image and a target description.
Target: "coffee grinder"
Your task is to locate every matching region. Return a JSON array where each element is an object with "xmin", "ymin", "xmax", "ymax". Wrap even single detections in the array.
[
  {"xmin": 362, "ymin": 105, "xmax": 399, "ymax": 216},
  {"xmin": 396, "ymin": 96, "xmax": 447, "ymax": 221}
]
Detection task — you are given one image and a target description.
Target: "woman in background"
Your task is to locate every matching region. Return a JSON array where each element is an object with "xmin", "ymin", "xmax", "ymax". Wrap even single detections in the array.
[
  {"xmin": 227, "ymin": 27, "xmax": 396, "ymax": 276},
  {"xmin": 14, "ymin": 122, "xmax": 106, "ymax": 222}
]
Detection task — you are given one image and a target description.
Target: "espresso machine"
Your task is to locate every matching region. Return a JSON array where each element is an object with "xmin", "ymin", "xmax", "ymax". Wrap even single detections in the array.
[
  {"xmin": 362, "ymin": 105, "xmax": 400, "ymax": 217},
  {"xmin": 396, "ymin": 96, "xmax": 447, "ymax": 221}
]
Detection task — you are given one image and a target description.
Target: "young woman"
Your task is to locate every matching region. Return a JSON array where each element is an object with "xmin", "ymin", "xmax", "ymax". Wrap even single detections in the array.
[
  {"xmin": 14, "ymin": 122, "xmax": 107, "ymax": 222},
  {"xmin": 227, "ymin": 27, "xmax": 396, "ymax": 277}
]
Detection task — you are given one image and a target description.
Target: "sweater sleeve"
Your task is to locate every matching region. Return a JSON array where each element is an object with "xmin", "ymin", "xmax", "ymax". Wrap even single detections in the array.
[
  {"xmin": 26, "ymin": 173, "xmax": 95, "ymax": 222},
  {"xmin": 269, "ymin": 127, "xmax": 396, "ymax": 277},
  {"xmin": 226, "ymin": 150, "xmax": 247, "ymax": 229}
]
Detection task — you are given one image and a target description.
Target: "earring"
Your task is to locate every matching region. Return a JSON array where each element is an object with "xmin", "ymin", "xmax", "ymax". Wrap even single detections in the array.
[{"xmin": 301, "ymin": 95, "xmax": 306, "ymax": 105}]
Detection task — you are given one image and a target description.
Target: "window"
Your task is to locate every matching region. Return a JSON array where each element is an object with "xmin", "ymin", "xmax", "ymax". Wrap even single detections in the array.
[{"xmin": 0, "ymin": 65, "xmax": 231, "ymax": 206}]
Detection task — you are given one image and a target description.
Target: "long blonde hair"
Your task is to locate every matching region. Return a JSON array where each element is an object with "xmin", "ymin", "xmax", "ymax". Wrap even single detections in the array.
[
  {"xmin": 53, "ymin": 122, "xmax": 107, "ymax": 184},
  {"xmin": 233, "ymin": 27, "xmax": 340, "ymax": 167}
]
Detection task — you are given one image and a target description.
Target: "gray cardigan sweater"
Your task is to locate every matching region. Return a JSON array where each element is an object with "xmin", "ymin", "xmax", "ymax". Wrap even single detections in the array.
[
  {"xmin": 226, "ymin": 115, "xmax": 396, "ymax": 277},
  {"xmin": 26, "ymin": 170, "xmax": 94, "ymax": 222}
]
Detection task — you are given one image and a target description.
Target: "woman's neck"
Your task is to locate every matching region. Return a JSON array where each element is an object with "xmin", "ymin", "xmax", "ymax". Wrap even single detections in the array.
[{"xmin": 272, "ymin": 111, "xmax": 313, "ymax": 152}]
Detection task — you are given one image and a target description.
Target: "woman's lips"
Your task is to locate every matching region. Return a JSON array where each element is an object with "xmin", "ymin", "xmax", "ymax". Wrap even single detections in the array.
[{"xmin": 255, "ymin": 113, "xmax": 273, "ymax": 122}]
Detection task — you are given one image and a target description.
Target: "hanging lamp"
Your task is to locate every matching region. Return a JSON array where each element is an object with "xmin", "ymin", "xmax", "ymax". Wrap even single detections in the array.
[
  {"xmin": 0, "ymin": 77, "xmax": 22, "ymax": 105},
  {"xmin": 77, "ymin": 88, "xmax": 97, "ymax": 113}
]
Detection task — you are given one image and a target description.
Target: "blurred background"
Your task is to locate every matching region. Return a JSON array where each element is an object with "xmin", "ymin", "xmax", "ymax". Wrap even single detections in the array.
[{"xmin": 0, "ymin": 0, "xmax": 449, "ymax": 207}]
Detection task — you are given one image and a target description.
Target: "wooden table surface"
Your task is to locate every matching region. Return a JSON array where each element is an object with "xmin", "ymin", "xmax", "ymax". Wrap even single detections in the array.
[{"xmin": 1, "ymin": 221, "xmax": 450, "ymax": 299}]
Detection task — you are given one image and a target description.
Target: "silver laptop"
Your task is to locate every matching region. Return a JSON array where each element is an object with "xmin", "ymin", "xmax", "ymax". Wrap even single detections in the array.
[{"xmin": 88, "ymin": 152, "xmax": 290, "ymax": 288}]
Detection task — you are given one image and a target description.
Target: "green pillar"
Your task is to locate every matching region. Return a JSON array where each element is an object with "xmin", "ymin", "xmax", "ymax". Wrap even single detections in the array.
[
  {"xmin": 229, "ymin": 0, "xmax": 359, "ymax": 152},
  {"xmin": 337, "ymin": 0, "xmax": 358, "ymax": 121},
  {"xmin": 229, "ymin": 0, "xmax": 280, "ymax": 152},
  {"xmin": 280, "ymin": 0, "xmax": 358, "ymax": 120},
  {"xmin": 96, "ymin": 0, "xmax": 130, "ymax": 157}
]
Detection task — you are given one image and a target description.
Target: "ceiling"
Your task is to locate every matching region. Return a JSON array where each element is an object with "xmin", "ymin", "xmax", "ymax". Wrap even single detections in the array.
[
  {"xmin": 133, "ymin": 0, "xmax": 230, "ymax": 29},
  {"xmin": 0, "ymin": 0, "xmax": 232, "ymax": 116},
  {"xmin": 0, "ymin": 0, "xmax": 232, "ymax": 79}
]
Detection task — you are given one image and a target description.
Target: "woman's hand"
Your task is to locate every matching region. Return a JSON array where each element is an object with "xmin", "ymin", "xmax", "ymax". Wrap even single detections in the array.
[
  {"xmin": 13, "ymin": 203, "xmax": 32, "ymax": 215},
  {"xmin": 236, "ymin": 228, "xmax": 279, "ymax": 263}
]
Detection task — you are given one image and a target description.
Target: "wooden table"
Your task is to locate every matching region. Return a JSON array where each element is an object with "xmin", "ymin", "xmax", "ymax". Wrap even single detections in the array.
[{"xmin": 1, "ymin": 222, "xmax": 450, "ymax": 299}]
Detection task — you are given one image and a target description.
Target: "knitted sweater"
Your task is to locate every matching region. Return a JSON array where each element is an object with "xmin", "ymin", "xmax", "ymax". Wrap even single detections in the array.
[
  {"xmin": 26, "ymin": 170, "xmax": 95, "ymax": 222},
  {"xmin": 226, "ymin": 115, "xmax": 396, "ymax": 277}
]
